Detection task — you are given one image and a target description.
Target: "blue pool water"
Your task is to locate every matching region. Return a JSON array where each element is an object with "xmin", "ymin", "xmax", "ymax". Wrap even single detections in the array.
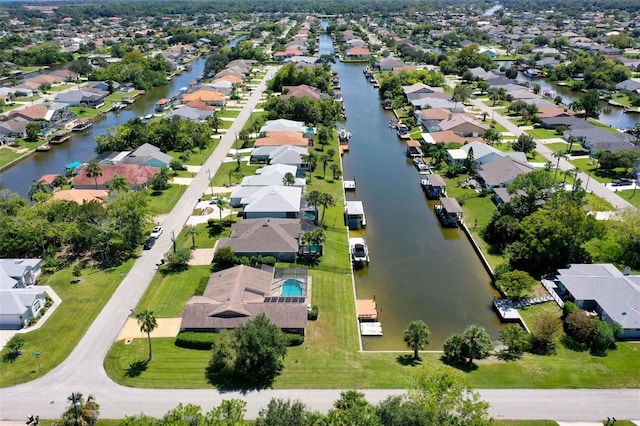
[
  {"xmin": 304, "ymin": 211, "xmax": 316, "ymax": 220},
  {"xmin": 281, "ymin": 279, "xmax": 304, "ymax": 297}
]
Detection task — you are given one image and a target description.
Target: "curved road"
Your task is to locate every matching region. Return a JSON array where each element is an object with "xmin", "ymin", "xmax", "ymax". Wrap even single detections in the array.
[{"xmin": 1, "ymin": 67, "xmax": 639, "ymax": 423}]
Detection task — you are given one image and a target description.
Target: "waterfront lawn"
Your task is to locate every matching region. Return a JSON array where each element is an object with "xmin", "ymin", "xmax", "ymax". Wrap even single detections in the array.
[
  {"xmin": 147, "ymin": 184, "xmax": 188, "ymax": 215},
  {"xmin": 69, "ymin": 106, "xmax": 103, "ymax": 119},
  {"xmin": 586, "ymin": 118, "xmax": 622, "ymax": 135},
  {"xmin": 136, "ymin": 265, "xmax": 212, "ymax": 317},
  {"xmin": 0, "ymin": 259, "xmax": 136, "ymax": 387}
]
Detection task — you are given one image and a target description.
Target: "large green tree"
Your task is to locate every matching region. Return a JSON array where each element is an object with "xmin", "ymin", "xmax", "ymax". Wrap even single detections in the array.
[
  {"xmin": 85, "ymin": 162, "xmax": 103, "ymax": 190},
  {"xmin": 59, "ymin": 392, "xmax": 100, "ymax": 425},
  {"xmin": 206, "ymin": 313, "xmax": 287, "ymax": 389}
]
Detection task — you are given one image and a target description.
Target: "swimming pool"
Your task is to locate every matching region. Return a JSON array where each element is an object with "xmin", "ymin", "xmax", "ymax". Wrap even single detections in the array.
[{"xmin": 281, "ymin": 279, "xmax": 304, "ymax": 297}]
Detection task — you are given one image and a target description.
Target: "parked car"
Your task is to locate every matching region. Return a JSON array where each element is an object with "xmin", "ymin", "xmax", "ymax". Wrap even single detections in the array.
[
  {"xmin": 143, "ymin": 237, "xmax": 156, "ymax": 250},
  {"xmin": 150, "ymin": 226, "xmax": 163, "ymax": 239}
]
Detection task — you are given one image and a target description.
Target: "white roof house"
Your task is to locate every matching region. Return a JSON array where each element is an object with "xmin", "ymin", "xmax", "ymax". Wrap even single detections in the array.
[
  {"xmin": 556, "ymin": 264, "xmax": 640, "ymax": 340},
  {"xmin": 251, "ymin": 145, "xmax": 307, "ymax": 167},
  {"xmin": 241, "ymin": 164, "xmax": 305, "ymax": 188},
  {"xmin": 447, "ymin": 141, "xmax": 527, "ymax": 165},
  {"xmin": 259, "ymin": 119, "xmax": 306, "ymax": 134},
  {"xmin": 241, "ymin": 185, "xmax": 302, "ymax": 219},
  {"xmin": 0, "ymin": 258, "xmax": 42, "ymax": 290},
  {"xmin": 0, "ymin": 288, "xmax": 46, "ymax": 329}
]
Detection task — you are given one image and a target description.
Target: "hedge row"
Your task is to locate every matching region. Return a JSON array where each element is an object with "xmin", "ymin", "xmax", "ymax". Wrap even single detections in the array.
[{"xmin": 175, "ymin": 331, "xmax": 217, "ymax": 350}]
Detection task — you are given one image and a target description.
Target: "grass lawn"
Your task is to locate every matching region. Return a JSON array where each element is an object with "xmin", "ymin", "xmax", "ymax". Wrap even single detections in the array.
[
  {"xmin": 526, "ymin": 129, "xmax": 558, "ymax": 140},
  {"xmin": 218, "ymin": 109, "xmax": 240, "ymax": 119},
  {"xmin": 616, "ymin": 188, "xmax": 640, "ymax": 209},
  {"xmin": 48, "ymin": 83, "xmax": 75, "ymax": 92},
  {"xmin": 585, "ymin": 193, "xmax": 614, "ymax": 212},
  {"xmin": 0, "ymin": 139, "xmax": 45, "ymax": 168},
  {"xmin": 587, "ymin": 118, "xmax": 623, "ymax": 135},
  {"xmin": 167, "ymin": 139, "xmax": 220, "ymax": 166},
  {"xmin": 147, "ymin": 184, "xmax": 188, "ymax": 215},
  {"xmin": 544, "ymin": 142, "xmax": 568, "ymax": 153},
  {"xmin": 0, "ymin": 259, "xmax": 137, "ymax": 387},
  {"xmin": 608, "ymin": 93, "xmax": 632, "ymax": 107},
  {"xmin": 492, "ymin": 144, "xmax": 548, "ymax": 163},
  {"xmin": 69, "ymin": 106, "xmax": 105, "ymax": 119},
  {"xmin": 211, "ymin": 162, "xmax": 259, "ymax": 187},
  {"xmin": 490, "ymin": 122, "xmax": 510, "ymax": 134},
  {"xmin": 568, "ymin": 158, "xmax": 629, "ymax": 184}
]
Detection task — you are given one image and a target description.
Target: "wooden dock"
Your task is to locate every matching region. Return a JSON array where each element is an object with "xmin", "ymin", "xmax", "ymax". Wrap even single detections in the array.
[
  {"xmin": 357, "ymin": 299, "xmax": 378, "ymax": 321},
  {"xmin": 339, "ymin": 143, "xmax": 349, "ymax": 154}
]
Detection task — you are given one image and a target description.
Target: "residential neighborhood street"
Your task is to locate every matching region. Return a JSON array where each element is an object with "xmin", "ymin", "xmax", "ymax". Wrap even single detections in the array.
[{"xmin": 469, "ymin": 98, "xmax": 636, "ymax": 210}]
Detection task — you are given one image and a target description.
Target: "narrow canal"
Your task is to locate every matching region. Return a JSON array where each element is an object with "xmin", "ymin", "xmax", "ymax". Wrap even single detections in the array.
[
  {"xmin": 322, "ymin": 31, "xmax": 502, "ymax": 350},
  {"xmin": 0, "ymin": 58, "xmax": 207, "ymax": 197}
]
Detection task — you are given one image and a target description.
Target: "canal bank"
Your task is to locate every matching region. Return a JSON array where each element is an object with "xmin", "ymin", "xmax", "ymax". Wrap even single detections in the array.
[
  {"xmin": 325, "ymin": 33, "xmax": 501, "ymax": 350},
  {"xmin": 0, "ymin": 57, "xmax": 207, "ymax": 197}
]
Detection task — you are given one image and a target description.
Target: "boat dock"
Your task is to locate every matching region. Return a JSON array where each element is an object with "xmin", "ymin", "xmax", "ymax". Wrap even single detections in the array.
[
  {"xmin": 357, "ymin": 299, "xmax": 382, "ymax": 336},
  {"xmin": 345, "ymin": 200, "xmax": 367, "ymax": 229},
  {"xmin": 343, "ymin": 180, "xmax": 356, "ymax": 191}
]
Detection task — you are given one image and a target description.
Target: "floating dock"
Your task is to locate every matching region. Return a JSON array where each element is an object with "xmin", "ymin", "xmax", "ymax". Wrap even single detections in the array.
[
  {"xmin": 360, "ymin": 322, "xmax": 383, "ymax": 336},
  {"xmin": 343, "ymin": 180, "xmax": 356, "ymax": 191}
]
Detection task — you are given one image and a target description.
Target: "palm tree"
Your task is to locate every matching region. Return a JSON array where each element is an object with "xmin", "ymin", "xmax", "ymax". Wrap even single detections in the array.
[
  {"xmin": 329, "ymin": 163, "xmax": 342, "ymax": 180},
  {"xmin": 552, "ymin": 150, "xmax": 569, "ymax": 182},
  {"xmin": 318, "ymin": 153, "xmax": 331, "ymax": 177},
  {"xmin": 316, "ymin": 125, "xmax": 330, "ymax": 151},
  {"xmin": 186, "ymin": 225, "xmax": 198, "ymax": 249},
  {"xmin": 28, "ymin": 179, "xmax": 51, "ymax": 201},
  {"xmin": 282, "ymin": 172, "xmax": 295, "ymax": 186},
  {"xmin": 85, "ymin": 161, "xmax": 103, "ymax": 190},
  {"xmin": 60, "ymin": 392, "xmax": 100, "ymax": 426},
  {"xmin": 52, "ymin": 174, "xmax": 68, "ymax": 189},
  {"xmin": 208, "ymin": 111, "xmax": 221, "ymax": 134},
  {"xmin": 215, "ymin": 197, "xmax": 229, "ymax": 220},
  {"xmin": 462, "ymin": 325, "xmax": 493, "ymax": 366},
  {"xmin": 427, "ymin": 143, "xmax": 448, "ymax": 168},
  {"xmin": 404, "ymin": 320, "xmax": 431, "ymax": 360},
  {"xmin": 107, "ymin": 174, "xmax": 129, "ymax": 192},
  {"xmin": 318, "ymin": 192, "xmax": 335, "ymax": 223},
  {"xmin": 135, "ymin": 310, "xmax": 157, "ymax": 362}
]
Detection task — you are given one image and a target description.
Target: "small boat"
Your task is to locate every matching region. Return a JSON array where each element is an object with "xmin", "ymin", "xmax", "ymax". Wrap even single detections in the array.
[
  {"xmin": 338, "ymin": 127, "xmax": 351, "ymax": 142},
  {"xmin": 143, "ymin": 113, "xmax": 154, "ymax": 120},
  {"xmin": 349, "ymin": 237, "xmax": 370, "ymax": 265},
  {"xmin": 36, "ymin": 144, "xmax": 51, "ymax": 152},
  {"xmin": 72, "ymin": 121, "xmax": 92, "ymax": 132}
]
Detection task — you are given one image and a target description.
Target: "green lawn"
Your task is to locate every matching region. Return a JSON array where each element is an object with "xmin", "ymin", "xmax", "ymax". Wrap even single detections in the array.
[
  {"xmin": 0, "ymin": 259, "xmax": 137, "ymax": 387},
  {"xmin": 568, "ymin": 158, "xmax": 629, "ymax": 184},
  {"xmin": 585, "ymin": 193, "xmax": 614, "ymax": 212},
  {"xmin": 167, "ymin": 139, "xmax": 220, "ymax": 166},
  {"xmin": 147, "ymin": 184, "xmax": 188, "ymax": 215},
  {"xmin": 218, "ymin": 109, "xmax": 240, "ymax": 119},
  {"xmin": 616, "ymin": 188, "xmax": 640, "ymax": 209},
  {"xmin": 526, "ymin": 129, "xmax": 558, "ymax": 140},
  {"xmin": 0, "ymin": 139, "xmax": 46, "ymax": 168},
  {"xmin": 211, "ymin": 162, "xmax": 259, "ymax": 187},
  {"xmin": 544, "ymin": 142, "xmax": 568, "ymax": 153}
]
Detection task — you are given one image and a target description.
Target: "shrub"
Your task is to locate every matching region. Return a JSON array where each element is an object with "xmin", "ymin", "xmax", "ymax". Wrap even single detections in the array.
[
  {"xmin": 28, "ymin": 317, "xmax": 38, "ymax": 326},
  {"xmin": 308, "ymin": 305, "xmax": 319, "ymax": 320},
  {"xmin": 170, "ymin": 158, "xmax": 185, "ymax": 171},
  {"xmin": 175, "ymin": 331, "xmax": 217, "ymax": 350},
  {"xmin": 285, "ymin": 333, "xmax": 304, "ymax": 346},
  {"xmin": 562, "ymin": 301, "xmax": 579, "ymax": 320},
  {"xmin": 194, "ymin": 276, "xmax": 209, "ymax": 296},
  {"xmin": 165, "ymin": 247, "xmax": 193, "ymax": 271},
  {"xmin": 260, "ymin": 256, "xmax": 276, "ymax": 266}
]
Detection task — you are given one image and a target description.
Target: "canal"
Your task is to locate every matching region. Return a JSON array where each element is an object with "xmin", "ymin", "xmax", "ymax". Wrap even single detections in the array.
[
  {"xmin": 322, "ymin": 31, "xmax": 502, "ymax": 350},
  {"xmin": 0, "ymin": 57, "xmax": 207, "ymax": 197},
  {"xmin": 495, "ymin": 61, "xmax": 640, "ymax": 130}
]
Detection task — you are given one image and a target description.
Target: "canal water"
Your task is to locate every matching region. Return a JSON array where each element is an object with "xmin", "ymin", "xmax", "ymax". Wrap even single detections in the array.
[
  {"xmin": 0, "ymin": 58, "xmax": 206, "ymax": 197},
  {"xmin": 495, "ymin": 61, "xmax": 640, "ymax": 130},
  {"xmin": 322, "ymin": 31, "xmax": 502, "ymax": 350}
]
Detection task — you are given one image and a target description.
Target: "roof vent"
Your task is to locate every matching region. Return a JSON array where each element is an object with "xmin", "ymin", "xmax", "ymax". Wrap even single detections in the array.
[
  {"xmin": 623, "ymin": 266, "xmax": 631, "ymax": 276},
  {"xmin": 621, "ymin": 312, "xmax": 627, "ymax": 316}
]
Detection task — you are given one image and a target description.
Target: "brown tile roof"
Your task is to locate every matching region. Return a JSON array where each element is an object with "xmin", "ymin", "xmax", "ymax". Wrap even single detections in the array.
[
  {"xmin": 213, "ymin": 75, "xmax": 243, "ymax": 84},
  {"xmin": 282, "ymin": 84, "xmax": 321, "ymax": 100},
  {"xmin": 180, "ymin": 265, "xmax": 308, "ymax": 331},
  {"xmin": 428, "ymin": 130, "xmax": 466, "ymax": 143},
  {"xmin": 346, "ymin": 48, "xmax": 371, "ymax": 55},
  {"xmin": 183, "ymin": 89, "xmax": 225, "ymax": 103},
  {"xmin": 9, "ymin": 104, "xmax": 48, "ymax": 120},
  {"xmin": 420, "ymin": 108, "xmax": 452, "ymax": 120},
  {"xmin": 217, "ymin": 218, "xmax": 301, "ymax": 254},
  {"xmin": 52, "ymin": 189, "xmax": 108, "ymax": 204},
  {"xmin": 254, "ymin": 131, "xmax": 308, "ymax": 147},
  {"xmin": 185, "ymin": 100, "xmax": 216, "ymax": 111},
  {"xmin": 72, "ymin": 164, "xmax": 159, "ymax": 188},
  {"xmin": 37, "ymin": 174, "xmax": 58, "ymax": 185},
  {"xmin": 537, "ymin": 106, "xmax": 576, "ymax": 119}
]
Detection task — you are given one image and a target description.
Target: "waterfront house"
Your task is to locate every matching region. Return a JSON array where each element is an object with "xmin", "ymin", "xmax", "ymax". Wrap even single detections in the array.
[
  {"xmin": 282, "ymin": 84, "xmax": 322, "ymax": 100},
  {"xmin": 229, "ymin": 185, "xmax": 302, "ymax": 219},
  {"xmin": 438, "ymin": 114, "xmax": 489, "ymax": 137},
  {"xmin": 240, "ymin": 164, "xmax": 305, "ymax": 188},
  {"xmin": 344, "ymin": 48, "xmax": 371, "ymax": 59},
  {"xmin": 216, "ymin": 218, "xmax": 309, "ymax": 262},
  {"xmin": 182, "ymin": 89, "xmax": 226, "ymax": 107},
  {"xmin": 476, "ymin": 156, "xmax": 537, "ymax": 190},
  {"xmin": 0, "ymin": 119, "xmax": 27, "ymax": 138},
  {"xmin": 206, "ymin": 80, "xmax": 234, "ymax": 96},
  {"xmin": 254, "ymin": 131, "xmax": 309, "ymax": 148},
  {"xmin": 55, "ymin": 89, "xmax": 107, "ymax": 108},
  {"xmin": 119, "ymin": 143, "xmax": 173, "ymax": 168},
  {"xmin": 8, "ymin": 102, "xmax": 76, "ymax": 130},
  {"xmin": 402, "ymin": 83, "xmax": 443, "ymax": 97},
  {"xmin": 251, "ymin": 145, "xmax": 308, "ymax": 168},
  {"xmin": 422, "ymin": 131, "xmax": 466, "ymax": 144},
  {"xmin": 374, "ymin": 57, "xmax": 406, "ymax": 71},
  {"xmin": 447, "ymin": 140, "xmax": 527, "ymax": 166},
  {"xmin": 616, "ymin": 78, "xmax": 640, "ymax": 93},
  {"xmin": 410, "ymin": 97, "xmax": 464, "ymax": 112},
  {"xmin": 164, "ymin": 105, "xmax": 214, "ymax": 121},
  {"xmin": 555, "ymin": 263, "xmax": 640, "ymax": 340},
  {"xmin": 180, "ymin": 265, "xmax": 308, "ymax": 335},
  {"xmin": 72, "ymin": 164, "xmax": 159, "ymax": 190},
  {"xmin": 259, "ymin": 119, "xmax": 306, "ymax": 134}
]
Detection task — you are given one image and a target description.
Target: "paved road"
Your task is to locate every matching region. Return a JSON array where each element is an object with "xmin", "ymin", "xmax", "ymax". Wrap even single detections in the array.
[
  {"xmin": 469, "ymin": 98, "xmax": 636, "ymax": 210},
  {"xmin": 1, "ymin": 68, "xmax": 639, "ymax": 423}
]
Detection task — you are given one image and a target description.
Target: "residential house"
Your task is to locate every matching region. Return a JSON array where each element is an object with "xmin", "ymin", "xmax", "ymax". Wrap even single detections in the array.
[
  {"xmin": 240, "ymin": 164, "xmax": 305, "ymax": 188},
  {"xmin": 0, "ymin": 289, "xmax": 47, "ymax": 329},
  {"xmin": 216, "ymin": 218, "xmax": 308, "ymax": 262},
  {"xmin": 402, "ymin": 82, "xmax": 443, "ymax": 97},
  {"xmin": 251, "ymin": 145, "xmax": 307, "ymax": 168},
  {"xmin": 259, "ymin": 119, "xmax": 306, "ymax": 134},
  {"xmin": 410, "ymin": 97, "xmax": 464, "ymax": 112},
  {"xmin": 374, "ymin": 57, "xmax": 406, "ymax": 71},
  {"xmin": 119, "ymin": 143, "xmax": 173, "ymax": 168},
  {"xmin": 344, "ymin": 48, "xmax": 371, "ymax": 59},
  {"xmin": 254, "ymin": 131, "xmax": 309, "ymax": 148},
  {"xmin": 180, "ymin": 265, "xmax": 308, "ymax": 335},
  {"xmin": 51, "ymin": 189, "xmax": 109, "ymax": 204},
  {"xmin": 1, "ymin": 258, "xmax": 42, "ymax": 289},
  {"xmin": 555, "ymin": 263, "xmax": 640, "ymax": 339},
  {"xmin": 55, "ymin": 89, "xmax": 107, "ymax": 108},
  {"xmin": 230, "ymin": 185, "xmax": 302, "ymax": 219},
  {"xmin": 86, "ymin": 80, "xmax": 119, "ymax": 92},
  {"xmin": 164, "ymin": 105, "xmax": 214, "ymax": 121},
  {"xmin": 438, "ymin": 114, "xmax": 489, "ymax": 137},
  {"xmin": 182, "ymin": 89, "xmax": 226, "ymax": 107},
  {"xmin": 282, "ymin": 84, "xmax": 322, "ymax": 100},
  {"xmin": 273, "ymin": 48, "xmax": 303, "ymax": 61},
  {"xmin": 616, "ymin": 78, "xmax": 640, "ymax": 93},
  {"xmin": 476, "ymin": 156, "xmax": 537, "ymax": 189},
  {"xmin": 447, "ymin": 140, "xmax": 526, "ymax": 165},
  {"xmin": 72, "ymin": 164, "xmax": 159, "ymax": 190},
  {"xmin": 0, "ymin": 119, "xmax": 27, "ymax": 138},
  {"xmin": 8, "ymin": 102, "xmax": 76, "ymax": 130},
  {"xmin": 421, "ymin": 131, "xmax": 466, "ymax": 145}
]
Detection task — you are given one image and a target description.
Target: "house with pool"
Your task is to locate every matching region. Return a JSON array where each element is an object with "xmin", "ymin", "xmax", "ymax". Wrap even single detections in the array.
[{"xmin": 180, "ymin": 265, "xmax": 310, "ymax": 335}]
